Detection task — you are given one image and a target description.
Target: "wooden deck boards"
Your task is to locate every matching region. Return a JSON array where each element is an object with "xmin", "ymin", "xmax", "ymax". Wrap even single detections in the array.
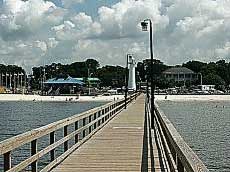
[{"xmin": 52, "ymin": 95, "xmax": 167, "ymax": 172}]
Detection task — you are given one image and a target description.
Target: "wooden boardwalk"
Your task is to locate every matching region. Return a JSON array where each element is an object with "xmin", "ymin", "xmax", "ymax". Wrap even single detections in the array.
[
  {"xmin": 0, "ymin": 93, "xmax": 209, "ymax": 172},
  {"xmin": 52, "ymin": 95, "xmax": 167, "ymax": 172}
]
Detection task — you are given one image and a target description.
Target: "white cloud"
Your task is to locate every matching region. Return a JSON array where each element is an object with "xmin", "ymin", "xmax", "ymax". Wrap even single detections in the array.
[
  {"xmin": 215, "ymin": 42, "xmax": 230, "ymax": 58},
  {"xmin": 0, "ymin": 0, "xmax": 59, "ymax": 40},
  {"xmin": 47, "ymin": 37, "xmax": 59, "ymax": 48},
  {"xmin": 1, "ymin": 0, "xmax": 230, "ymax": 71},
  {"xmin": 61, "ymin": 0, "xmax": 84, "ymax": 8},
  {"xmin": 97, "ymin": 0, "xmax": 168, "ymax": 39}
]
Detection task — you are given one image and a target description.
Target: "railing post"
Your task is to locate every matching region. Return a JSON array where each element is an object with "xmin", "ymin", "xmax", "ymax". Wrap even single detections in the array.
[
  {"xmin": 98, "ymin": 111, "xmax": 101, "ymax": 126},
  {"xmin": 89, "ymin": 115, "xmax": 92, "ymax": 133},
  {"xmin": 177, "ymin": 156, "xmax": 184, "ymax": 172},
  {"xmin": 4, "ymin": 151, "xmax": 11, "ymax": 172},
  {"xmin": 114, "ymin": 104, "xmax": 117, "ymax": 112},
  {"xmin": 50, "ymin": 131, "xmax": 55, "ymax": 161},
  {"xmin": 94, "ymin": 113, "xmax": 97, "ymax": 129},
  {"xmin": 83, "ymin": 118, "xmax": 86, "ymax": 137},
  {"xmin": 64, "ymin": 125, "xmax": 68, "ymax": 151},
  {"xmin": 105, "ymin": 108, "xmax": 107, "ymax": 120},
  {"xmin": 110, "ymin": 105, "xmax": 112, "ymax": 117},
  {"xmin": 31, "ymin": 139, "xmax": 37, "ymax": 172},
  {"xmin": 112, "ymin": 105, "xmax": 114, "ymax": 115},
  {"xmin": 75, "ymin": 121, "xmax": 79, "ymax": 144},
  {"xmin": 107, "ymin": 107, "xmax": 109, "ymax": 119},
  {"xmin": 102, "ymin": 109, "xmax": 105, "ymax": 123}
]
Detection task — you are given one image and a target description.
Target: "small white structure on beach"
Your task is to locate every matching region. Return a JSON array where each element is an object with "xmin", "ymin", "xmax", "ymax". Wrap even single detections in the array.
[
  {"xmin": 198, "ymin": 85, "xmax": 215, "ymax": 91},
  {"xmin": 128, "ymin": 56, "xmax": 136, "ymax": 91}
]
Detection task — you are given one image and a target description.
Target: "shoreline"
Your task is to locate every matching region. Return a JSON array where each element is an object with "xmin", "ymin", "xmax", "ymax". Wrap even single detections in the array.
[
  {"xmin": 1, "ymin": 94, "xmax": 230, "ymax": 102},
  {"xmin": 155, "ymin": 94, "xmax": 230, "ymax": 101},
  {"xmin": 0, "ymin": 94, "xmax": 125, "ymax": 102}
]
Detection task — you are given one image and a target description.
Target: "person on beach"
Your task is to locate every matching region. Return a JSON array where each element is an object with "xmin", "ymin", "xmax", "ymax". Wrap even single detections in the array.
[{"xmin": 165, "ymin": 92, "xmax": 168, "ymax": 100}]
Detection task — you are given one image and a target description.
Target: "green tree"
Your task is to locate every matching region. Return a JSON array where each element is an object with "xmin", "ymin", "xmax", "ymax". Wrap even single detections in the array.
[
  {"xmin": 215, "ymin": 60, "xmax": 230, "ymax": 85},
  {"xmin": 203, "ymin": 73, "xmax": 225, "ymax": 86},
  {"xmin": 182, "ymin": 60, "xmax": 206, "ymax": 73},
  {"xmin": 96, "ymin": 65, "xmax": 125, "ymax": 88}
]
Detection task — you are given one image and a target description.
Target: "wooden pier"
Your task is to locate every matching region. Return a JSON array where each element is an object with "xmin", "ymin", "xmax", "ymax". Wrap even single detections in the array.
[
  {"xmin": 52, "ymin": 94, "xmax": 157, "ymax": 172},
  {"xmin": 0, "ymin": 93, "xmax": 209, "ymax": 172}
]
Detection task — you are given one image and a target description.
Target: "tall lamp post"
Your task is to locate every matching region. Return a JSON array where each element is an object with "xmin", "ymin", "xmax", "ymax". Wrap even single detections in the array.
[
  {"xmin": 198, "ymin": 72, "xmax": 203, "ymax": 86},
  {"xmin": 125, "ymin": 54, "xmax": 132, "ymax": 109},
  {"xmin": 144, "ymin": 64, "xmax": 149, "ymax": 102},
  {"xmin": 141, "ymin": 19, "xmax": 155, "ymax": 129},
  {"xmin": 0, "ymin": 73, "xmax": 2, "ymax": 87},
  {"xmin": 88, "ymin": 72, "xmax": 93, "ymax": 95}
]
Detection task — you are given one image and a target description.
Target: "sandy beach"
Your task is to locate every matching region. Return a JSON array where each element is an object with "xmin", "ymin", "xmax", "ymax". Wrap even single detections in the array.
[
  {"xmin": 0, "ymin": 94, "xmax": 125, "ymax": 102},
  {"xmin": 1, "ymin": 94, "xmax": 230, "ymax": 102},
  {"xmin": 155, "ymin": 94, "xmax": 230, "ymax": 101}
]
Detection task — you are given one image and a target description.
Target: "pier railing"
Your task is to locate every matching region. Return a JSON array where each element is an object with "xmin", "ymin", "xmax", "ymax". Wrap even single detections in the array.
[
  {"xmin": 0, "ymin": 93, "xmax": 139, "ymax": 172},
  {"xmin": 146, "ymin": 98, "xmax": 209, "ymax": 172}
]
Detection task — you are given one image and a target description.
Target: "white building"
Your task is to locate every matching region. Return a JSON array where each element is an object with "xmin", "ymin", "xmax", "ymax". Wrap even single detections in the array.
[
  {"xmin": 163, "ymin": 67, "xmax": 198, "ymax": 82},
  {"xmin": 198, "ymin": 85, "xmax": 215, "ymax": 91}
]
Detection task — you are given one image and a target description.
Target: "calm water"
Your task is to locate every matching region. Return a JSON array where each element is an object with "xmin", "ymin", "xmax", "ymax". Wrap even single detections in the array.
[
  {"xmin": 157, "ymin": 101, "xmax": 230, "ymax": 172},
  {"xmin": 0, "ymin": 101, "xmax": 106, "ymax": 171}
]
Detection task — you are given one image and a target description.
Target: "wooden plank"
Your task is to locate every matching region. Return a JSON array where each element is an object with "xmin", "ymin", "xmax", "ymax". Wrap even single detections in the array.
[
  {"xmin": 52, "ymin": 95, "xmax": 146, "ymax": 172},
  {"xmin": 0, "ymin": 99, "xmax": 120, "ymax": 155},
  {"xmin": 6, "ymin": 110, "xmax": 117, "ymax": 172},
  {"xmin": 0, "ymin": 94, "xmax": 140, "ymax": 156},
  {"xmin": 0, "ymin": 93, "xmax": 139, "ymax": 172},
  {"xmin": 41, "ymin": 102, "xmax": 127, "ymax": 172}
]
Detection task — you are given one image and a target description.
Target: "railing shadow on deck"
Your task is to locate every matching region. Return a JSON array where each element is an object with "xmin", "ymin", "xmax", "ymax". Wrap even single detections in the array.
[
  {"xmin": 145, "ymin": 92, "xmax": 209, "ymax": 172},
  {"xmin": 141, "ymin": 96, "xmax": 149, "ymax": 171},
  {"xmin": 143, "ymin": 95, "xmax": 166, "ymax": 172},
  {"xmin": 0, "ymin": 93, "xmax": 140, "ymax": 172}
]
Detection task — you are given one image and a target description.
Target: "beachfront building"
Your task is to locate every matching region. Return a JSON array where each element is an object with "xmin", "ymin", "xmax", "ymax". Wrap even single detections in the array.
[
  {"xmin": 44, "ymin": 76, "xmax": 84, "ymax": 95},
  {"xmin": 75, "ymin": 77, "xmax": 101, "ymax": 88},
  {"xmin": 75, "ymin": 77, "xmax": 101, "ymax": 95},
  {"xmin": 162, "ymin": 67, "xmax": 198, "ymax": 83},
  {"xmin": 198, "ymin": 85, "xmax": 215, "ymax": 91}
]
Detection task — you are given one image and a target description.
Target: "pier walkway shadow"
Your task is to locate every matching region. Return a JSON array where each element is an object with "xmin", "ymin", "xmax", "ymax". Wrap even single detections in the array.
[{"xmin": 142, "ymin": 96, "xmax": 168, "ymax": 172}]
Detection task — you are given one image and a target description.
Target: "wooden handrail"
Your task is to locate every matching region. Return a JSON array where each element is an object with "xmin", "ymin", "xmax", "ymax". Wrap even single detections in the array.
[
  {"xmin": 152, "ymin": 102, "xmax": 209, "ymax": 172},
  {"xmin": 0, "ymin": 93, "xmax": 140, "ymax": 172}
]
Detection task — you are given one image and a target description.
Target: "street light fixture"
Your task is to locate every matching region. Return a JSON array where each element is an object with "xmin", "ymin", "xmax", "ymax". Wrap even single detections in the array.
[
  {"xmin": 141, "ymin": 19, "xmax": 155, "ymax": 129},
  {"xmin": 141, "ymin": 21, "xmax": 148, "ymax": 31}
]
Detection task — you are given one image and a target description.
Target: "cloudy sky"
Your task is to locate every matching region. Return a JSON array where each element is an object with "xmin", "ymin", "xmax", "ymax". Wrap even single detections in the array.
[{"xmin": 0, "ymin": 0, "xmax": 230, "ymax": 71}]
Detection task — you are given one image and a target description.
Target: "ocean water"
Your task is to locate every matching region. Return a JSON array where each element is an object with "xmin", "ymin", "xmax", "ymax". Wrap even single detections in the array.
[
  {"xmin": 157, "ymin": 101, "xmax": 230, "ymax": 172},
  {"xmin": 0, "ymin": 101, "xmax": 106, "ymax": 171}
]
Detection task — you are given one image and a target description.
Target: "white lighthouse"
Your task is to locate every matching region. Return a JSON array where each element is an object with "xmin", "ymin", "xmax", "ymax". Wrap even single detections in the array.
[{"xmin": 128, "ymin": 56, "xmax": 136, "ymax": 91}]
